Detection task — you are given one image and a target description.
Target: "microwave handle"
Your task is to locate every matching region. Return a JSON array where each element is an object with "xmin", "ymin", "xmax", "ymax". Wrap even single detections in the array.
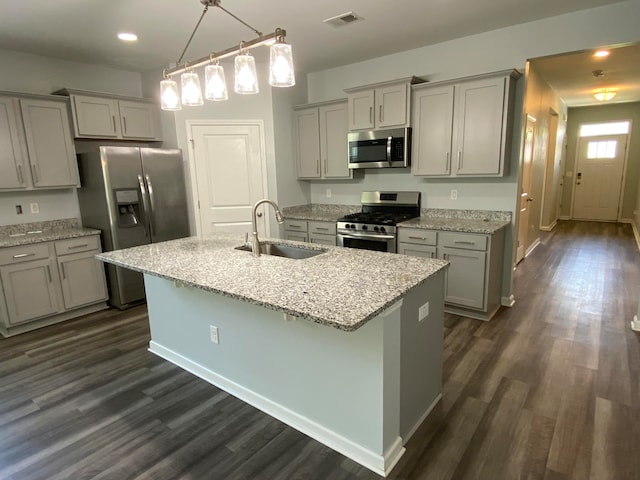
[{"xmin": 386, "ymin": 136, "xmax": 393, "ymax": 166}]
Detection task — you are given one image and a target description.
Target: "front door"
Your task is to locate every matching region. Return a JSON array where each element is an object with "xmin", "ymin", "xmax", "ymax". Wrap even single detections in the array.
[
  {"xmin": 572, "ymin": 134, "xmax": 627, "ymax": 221},
  {"xmin": 188, "ymin": 121, "xmax": 268, "ymax": 236}
]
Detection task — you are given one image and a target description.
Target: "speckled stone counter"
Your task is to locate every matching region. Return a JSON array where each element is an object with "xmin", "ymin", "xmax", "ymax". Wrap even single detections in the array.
[
  {"xmin": 282, "ymin": 204, "xmax": 359, "ymax": 222},
  {"xmin": 97, "ymin": 234, "xmax": 448, "ymax": 331},
  {"xmin": 0, "ymin": 219, "xmax": 101, "ymax": 248},
  {"xmin": 399, "ymin": 209, "xmax": 512, "ymax": 234}
]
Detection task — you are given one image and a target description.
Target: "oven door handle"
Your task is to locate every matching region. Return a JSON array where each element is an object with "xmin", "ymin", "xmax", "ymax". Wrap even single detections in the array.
[
  {"xmin": 339, "ymin": 232, "xmax": 395, "ymax": 240},
  {"xmin": 386, "ymin": 136, "xmax": 393, "ymax": 166}
]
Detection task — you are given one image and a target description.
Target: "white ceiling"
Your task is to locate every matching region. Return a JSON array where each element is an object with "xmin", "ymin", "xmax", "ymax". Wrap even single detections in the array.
[{"xmin": 0, "ymin": 0, "xmax": 637, "ymax": 106}]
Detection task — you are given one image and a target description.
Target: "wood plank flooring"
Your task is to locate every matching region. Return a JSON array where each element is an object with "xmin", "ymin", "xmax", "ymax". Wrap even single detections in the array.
[{"xmin": 1, "ymin": 220, "xmax": 639, "ymax": 479}]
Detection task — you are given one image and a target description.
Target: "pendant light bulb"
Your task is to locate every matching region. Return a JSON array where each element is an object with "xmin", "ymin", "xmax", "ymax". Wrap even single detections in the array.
[
  {"xmin": 181, "ymin": 71, "xmax": 204, "ymax": 106},
  {"xmin": 235, "ymin": 53, "xmax": 259, "ymax": 94},
  {"xmin": 205, "ymin": 63, "xmax": 228, "ymax": 101},
  {"xmin": 269, "ymin": 42, "xmax": 295, "ymax": 87},
  {"xmin": 160, "ymin": 78, "xmax": 181, "ymax": 111}
]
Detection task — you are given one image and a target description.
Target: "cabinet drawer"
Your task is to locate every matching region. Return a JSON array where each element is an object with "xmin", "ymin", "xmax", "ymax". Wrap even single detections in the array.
[
  {"xmin": 55, "ymin": 235, "xmax": 101, "ymax": 256},
  {"xmin": 309, "ymin": 233, "xmax": 336, "ymax": 246},
  {"xmin": 284, "ymin": 220, "xmax": 308, "ymax": 232},
  {"xmin": 0, "ymin": 243, "xmax": 51, "ymax": 265},
  {"xmin": 308, "ymin": 221, "xmax": 336, "ymax": 235},
  {"xmin": 397, "ymin": 228, "xmax": 437, "ymax": 246},
  {"xmin": 438, "ymin": 232, "xmax": 487, "ymax": 251}
]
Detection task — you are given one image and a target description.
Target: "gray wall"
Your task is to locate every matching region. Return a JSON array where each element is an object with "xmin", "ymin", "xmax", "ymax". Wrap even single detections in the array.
[{"xmin": 561, "ymin": 102, "xmax": 640, "ymax": 220}]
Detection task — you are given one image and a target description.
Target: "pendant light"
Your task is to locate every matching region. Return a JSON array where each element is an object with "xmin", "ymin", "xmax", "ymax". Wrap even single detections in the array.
[
  {"xmin": 181, "ymin": 69, "xmax": 204, "ymax": 106},
  {"xmin": 235, "ymin": 45, "xmax": 259, "ymax": 94},
  {"xmin": 269, "ymin": 40, "xmax": 295, "ymax": 87},
  {"xmin": 205, "ymin": 60, "xmax": 228, "ymax": 101},
  {"xmin": 160, "ymin": 77, "xmax": 181, "ymax": 111}
]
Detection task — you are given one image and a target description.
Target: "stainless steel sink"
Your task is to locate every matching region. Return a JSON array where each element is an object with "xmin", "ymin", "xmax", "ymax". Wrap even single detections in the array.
[{"xmin": 235, "ymin": 243, "xmax": 326, "ymax": 259}]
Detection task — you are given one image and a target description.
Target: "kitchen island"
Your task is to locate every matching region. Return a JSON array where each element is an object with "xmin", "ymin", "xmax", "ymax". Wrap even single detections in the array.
[{"xmin": 97, "ymin": 234, "xmax": 448, "ymax": 476}]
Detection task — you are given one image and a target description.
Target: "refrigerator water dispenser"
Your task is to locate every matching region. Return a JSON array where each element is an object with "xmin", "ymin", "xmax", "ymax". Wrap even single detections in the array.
[{"xmin": 115, "ymin": 189, "xmax": 141, "ymax": 227}]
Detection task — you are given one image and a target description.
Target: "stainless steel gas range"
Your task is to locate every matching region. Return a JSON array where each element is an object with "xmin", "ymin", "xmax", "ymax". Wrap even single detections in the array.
[{"xmin": 337, "ymin": 191, "xmax": 421, "ymax": 253}]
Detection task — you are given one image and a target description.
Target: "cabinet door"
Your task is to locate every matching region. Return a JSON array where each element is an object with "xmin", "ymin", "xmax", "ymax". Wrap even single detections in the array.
[
  {"xmin": 319, "ymin": 103, "xmax": 350, "ymax": 179},
  {"xmin": 0, "ymin": 98, "xmax": 27, "ymax": 189},
  {"xmin": 58, "ymin": 252, "xmax": 108, "ymax": 310},
  {"xmin": 439, "ymin": 247, "xmax": 486, "ymax": 309},
  {"xmin": 118, "ymin": 100, "xmax": 159, "ymax": 139},
  {"xmin": 377, "ymin": 84, "xmax": 408, "ymax": 128},
  {"xmin": 284, "ymin": 232, "xmax": 308, "ymax": 243},
  {"xmin": 20, "ymin": 99, "xmax": 79, "ymax": 188},
  {"xmin": 1, "ymin": 259, "xmax": 59, "ymax": 325},
  {"xmin": 412, "ymin": 86, "xmax": 455, "ymax": 176},
  {"xmin": 348, "ymin": 90, "xmax": 375, "ymax": 131},
  {"xmin": 72, "ymin": 95, "xmax": 120, "ymax": 138},
  {"xmin": 398, "ymin": 243, "xmax": 437, "ymax": 258},
  {"xmin": 453, "ymin": 77, "xmax": 506, "ymax": 175},
  {"xmin": 294, "ymin": 109, "xmax": 321, "ymax": 178}
]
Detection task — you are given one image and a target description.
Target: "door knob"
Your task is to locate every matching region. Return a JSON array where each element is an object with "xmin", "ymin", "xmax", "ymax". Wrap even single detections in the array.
[
  {"xmin": 257, "ymin": 212, "xmax": 263, "ymax": 217},
  {"xmin": 526, "ymin": 197, "xmax": 533, "ymax": 202}
]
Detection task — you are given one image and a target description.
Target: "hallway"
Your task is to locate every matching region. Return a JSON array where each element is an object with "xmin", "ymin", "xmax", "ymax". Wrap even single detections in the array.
[{"xmin": 1, "ymin": 221, "xmax": 639, "ymax": 479}]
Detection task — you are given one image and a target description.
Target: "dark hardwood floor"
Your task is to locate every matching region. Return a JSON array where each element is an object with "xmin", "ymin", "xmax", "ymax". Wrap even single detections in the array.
[{"xmin": 1, "ymin": 220, "xmax": 639, "ymax": 480}]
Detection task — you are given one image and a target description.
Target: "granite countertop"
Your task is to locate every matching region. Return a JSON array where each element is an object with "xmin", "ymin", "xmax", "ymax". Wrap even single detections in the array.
[
  {"xmin": 399, "ymin": 209, "xmax": 512, "ymax": 234},
  {"xmin": 0, "ymin": 219, "xmax": 101, "ymax": 248},
  {"xmin": 97, "ymin": 234, "xmax": 448, "ymax": 332},
  {"xmin": 282, "ymin": 204, "xmax": 360, "ymax": 222}
]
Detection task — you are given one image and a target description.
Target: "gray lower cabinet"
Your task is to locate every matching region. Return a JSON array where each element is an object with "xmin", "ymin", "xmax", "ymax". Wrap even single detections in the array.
[
  {"xmin": 0, "ymin": 235, "xmax": 108, "ymax": 336},
  {"xmin": 283, "ymin": 219, "xmax": 337, "ymax": 246},
  {"xmin": 398, "ymin": 227, "xmax": 504, "ymax": 320}
]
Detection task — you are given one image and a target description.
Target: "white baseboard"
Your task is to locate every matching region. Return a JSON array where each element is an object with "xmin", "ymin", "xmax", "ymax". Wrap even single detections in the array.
[
  {"xmin": 539, "ymin": 220, "xmax": 557, "ymax": 232},
  {"xmin": 402, "ymin": 394, "xmax": 442, "ymax": 443},
  {"xmin": 149, "ymin": 341, "xmax": 403, "ymax": 477},
  {"xmin": 632, "ymin": 315, "xmax": 640, "ymax": 332},
  {"xmin": 501, "ymin": 294, "xmax": 516, "ymax": 307},
  {"xmin": 559, "ymin": 215, "xmax": 571, "ymax": 220},
  {"xmin": 525, "ymin": 238, "xmax": 541, "ymax": 257},
  {"xmin": 631, "ymin": 222, "xmax": 640, "ymax": 251}
]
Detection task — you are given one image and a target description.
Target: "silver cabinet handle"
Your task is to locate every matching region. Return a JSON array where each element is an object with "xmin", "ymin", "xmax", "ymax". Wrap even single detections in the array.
[
  {"xmin": 46, "ymin": 265, "xmax": 52, "ymax": 282},
  {"xmin": 288, "ymin": 224, "xmax": 302, "ymax": 229},
  {"xmin": 369, "ymin": 106, "xmax": 373, "ymax": 124},
  {"xmin": 68, "ymin": 243, "xmax": 89, "ymax": 250},
  {"xmin": 379, "ymin": 105, "xmax": 383, "ymax": 123},
  {"xmin": 454, "ymin": 240, "xmax": 475, "ymax": 245},
  {"xmin": 13, "ymin": 252, "xmax": 35, "ymax": 259},
  {"xmin": 30, "ymin": 164, "xmax": 39, "ymax": 184},
  {"xmin": 60, "ymin": 262, "xmax": 66, "ymax": 280},
  {"xmin": 408, "ymin": 235, "xmax": 427, "ymax": 241},
  {"xmin": 315, "ymin": 227, "xmax": 329, "ymax": 231},
  {"xmin": 145, "ymin": 174, "xmax": 156, "ymax": 237},
  {"xmin": 16, "ymin": 164, "xmax": 24, "ymax": 184},
  {"xmin": 457, "ymin": 151, "xmax": 462, "ymax": 170},
  {"xmin": 446, "ymin": 152, "xmax": 450, "ymax": 172},
  {"xmin": 123, "ymin": 116, "xmax": 127, "ymax": 134},
  {"xmin": 112, "ymin": 115, "xmax": 117, "ymax": 133}
]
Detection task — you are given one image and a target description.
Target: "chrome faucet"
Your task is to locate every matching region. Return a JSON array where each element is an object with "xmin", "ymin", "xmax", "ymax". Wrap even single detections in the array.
[{"xmin": 251, "ymin": 199, "xmax": 285, "ymax": 257}]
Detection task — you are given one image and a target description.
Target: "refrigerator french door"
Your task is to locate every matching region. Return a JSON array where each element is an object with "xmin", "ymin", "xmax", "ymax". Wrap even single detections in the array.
[{"xmin": 77, "ymin": 146, "xmax": 189, "ymax": 309}]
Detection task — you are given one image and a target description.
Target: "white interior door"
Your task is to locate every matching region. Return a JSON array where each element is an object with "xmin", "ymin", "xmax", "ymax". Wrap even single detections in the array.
[
  {"xmin": 572, "ymin": 134, "xmax": 627, "ymax": 221},
  {"xmin": 516, "ymin": 116, "xmax": 535, "ymax": 263},
  {"xmin": 188, "ymin": 121, "xmax": 268, "ymax": 236}
]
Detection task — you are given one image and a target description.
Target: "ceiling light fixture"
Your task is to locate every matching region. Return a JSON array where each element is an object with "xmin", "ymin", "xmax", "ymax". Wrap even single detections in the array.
[
  {"xmin": 160, "ymin": 0, "xmax": 295, "ymax": 111},
  {"xmin": 118, "ymin": 32, "xmax": 138, "ymax": 42},
  {"xmin": 593, "ymin": 50, "xmax": 610, "ymax": 58},
  {"xmin": 593, "ymin": 89, "xmax": 616, "ymax": 101}
]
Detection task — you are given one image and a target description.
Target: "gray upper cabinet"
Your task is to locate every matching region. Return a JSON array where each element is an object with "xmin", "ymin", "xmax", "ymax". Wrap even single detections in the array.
[
  {"xmin": 345, "ymin": 77, "xmax": 424, "ymax": 131},
  {"xmin": 412, "ymin": 70, "xmax": 520, "ymax": 177},
  {"xmin": 294, "ymin": 100, "xmax": 351, "ymax": 180},
  {"xmin": 68, "ymin": 92, "xmax": 161, "ymax": 141},
  {"xmin": 20, "ymin": 98, "xmax": 79, "ymax": 188},
  {"xmin": 0, "ymin": 97, "xmax": 27, "ymax": 190}
]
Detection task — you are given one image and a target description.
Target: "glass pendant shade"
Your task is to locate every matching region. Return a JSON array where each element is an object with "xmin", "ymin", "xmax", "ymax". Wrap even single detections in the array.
[
  {"xmin": 160, "ymin": 79, "xmax": 181, "ymax": 111},
  {"xmin": 205, "ymin": 64, "xmax": 228, "ymax": 101},
  {"xmin": 269, "ymin": 43, "xmax": 295, "ymax": 87},
  {"xmin": 235, "ymin": 54, "xmax": 259, "ymax": 94},
  {"xmin": 181, "ymin": 72, "xmax": 204, "ymax": 106}
]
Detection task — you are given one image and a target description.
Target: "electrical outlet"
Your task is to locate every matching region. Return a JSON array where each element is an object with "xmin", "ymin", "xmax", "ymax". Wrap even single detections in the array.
[
  {"xmin": 418, "ymin": 302, "xmax": 429, "ymax": 322},
  {"xmin": 326, "ymin": 188, "xmax": 332, "ymax": 198},
  {"xmin": 30, "ymin": 203, "xmax": 39, "ymax": 214},
  {"xmin": 450, "ymin": 190, "xmax": 458, "ymax": 200},
  {"xmin": 15, "ymin": 205, "xmax": 23, "ymax": 215},
  {"xmin": 209, "ymin": 325, "xmax": 219, "ymax": 344}
]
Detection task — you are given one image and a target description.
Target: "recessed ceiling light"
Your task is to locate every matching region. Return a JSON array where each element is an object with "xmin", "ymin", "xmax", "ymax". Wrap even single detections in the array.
[
  {"xmin": 593, "ymin": 50, "xmax": 610, "ymax": 58},
  {"xmin": 593, "ymin": 89, "xmax": 616, "ymax": 101},
  {"xmin": 118, "ymin": 32, "xmax": 138, "ymax": 42}
]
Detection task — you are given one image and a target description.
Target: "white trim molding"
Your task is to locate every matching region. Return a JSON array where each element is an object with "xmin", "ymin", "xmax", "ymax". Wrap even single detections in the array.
[
  {"xmin": 539, "ymin": 220, "xmax": 557, "ymax": 232},
  {"xmin": 502, "ymin": 294, "xmax": 516, "ymax": 307},
  {"xmin": 631, "ymin": 315, "xmax": 640, "ymax": 332}
]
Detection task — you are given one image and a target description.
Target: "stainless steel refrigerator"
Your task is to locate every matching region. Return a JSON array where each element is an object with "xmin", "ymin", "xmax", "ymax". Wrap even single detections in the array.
[{"xmin": 77, "ymin": 146, "xmax": 190, "ymax": 309}]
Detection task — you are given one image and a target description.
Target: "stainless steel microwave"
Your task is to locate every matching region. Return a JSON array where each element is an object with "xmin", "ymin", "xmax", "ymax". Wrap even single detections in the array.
[{"xmin": 348, "ymin": 127, "xmax": 411, "ymax": 169}]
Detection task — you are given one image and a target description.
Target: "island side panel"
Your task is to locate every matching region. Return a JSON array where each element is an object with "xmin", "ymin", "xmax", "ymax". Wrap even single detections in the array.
[
  {"xmin": 143, "ymin": 274, "xmax": 403, "ymax": 475},
  {"xmin": 399, "ymin": 270, "xmax": 445, "ymax": 440}
]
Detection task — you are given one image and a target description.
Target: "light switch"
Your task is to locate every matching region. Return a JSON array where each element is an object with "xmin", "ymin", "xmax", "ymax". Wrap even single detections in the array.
[
  {"xmin": 209, "ymin": 325, "xmax": 219, "ymax": 344},
  {"xmin": 30, "ymin": 203, "xmax": 39, "ymax": 214}
]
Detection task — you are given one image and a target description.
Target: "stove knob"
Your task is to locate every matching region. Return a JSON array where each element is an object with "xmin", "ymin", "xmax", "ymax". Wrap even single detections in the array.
[
  {"xmin": 362, "ymin": 225, "xmax": 368, "ymax": 230},
  {"xmin": 374, "ymin": 226, "xmax": 379, "ymax": 232},
  {"xmin": 344, "ymin": 224, "xmax": 350, "ymax": 229},
  {"xmin": 380, "ymin": 227, "xmax": 386, "ymax": 233}
]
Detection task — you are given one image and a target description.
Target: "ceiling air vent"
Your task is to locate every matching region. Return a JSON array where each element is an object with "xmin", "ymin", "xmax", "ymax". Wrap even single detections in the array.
[{"xmin": 323, "ymin": 11, "xmax": 364, "ymax": 28}]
